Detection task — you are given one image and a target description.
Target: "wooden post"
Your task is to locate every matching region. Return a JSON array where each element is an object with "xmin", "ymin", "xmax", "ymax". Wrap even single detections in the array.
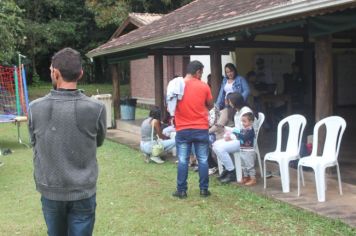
[
  {"xmin": 111, "ymin": 63, "xmax": 121, "ymax": 123},
  {"xmin": 315, "ymin": 35, "xmax": 333, "ymax": 155},
  {"xmin": 210, "ymin": 45, "xmax": 222, "ymax": 100},
  {"xmin": 154, "ymin": 54, "xmax": 165, "ymax": 118},
  {"xmin": 315, "ymin": 35, "xmax": 333, "ymax": 122},
  {"xmin": 303, "ymin": 29, "xmax": 314, "ymax": 124}
]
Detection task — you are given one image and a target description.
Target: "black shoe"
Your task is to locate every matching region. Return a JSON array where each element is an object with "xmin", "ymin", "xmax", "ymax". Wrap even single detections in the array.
[
  {"xmin": 200, "ymin": 189, "xmax": 211, "ymax": 197},
  {"xmin": 219, "ymin": 170, "xmax": 236, "ymax": 184},
  {"xmin": 172, "ymin": 190, "xmax": 187, "ymax": 199},
  {"xmin": 217, "ymin": 170, "xmax": 228, "ymax": 181}
]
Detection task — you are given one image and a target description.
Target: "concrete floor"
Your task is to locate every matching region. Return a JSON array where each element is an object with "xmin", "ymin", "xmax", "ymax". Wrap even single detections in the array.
[{"xmin": 106, "ymin": 118, "xmax": 356, "ymax": 228}]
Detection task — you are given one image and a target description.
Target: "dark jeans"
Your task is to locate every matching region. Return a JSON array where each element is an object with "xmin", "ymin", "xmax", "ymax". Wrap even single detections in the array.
[
  {"xmin": 41, "ymin": 194, "xmax": 96, "ymax": 236},
  {"xmin": 175, "ymin": 129, "xmax": 209, "ymax": 192}
]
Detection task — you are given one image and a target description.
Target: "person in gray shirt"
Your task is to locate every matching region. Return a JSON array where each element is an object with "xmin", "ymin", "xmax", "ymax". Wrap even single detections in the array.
[{"xmin": 28, "ymin": 47, "xmax": 106, "ymax": 236}]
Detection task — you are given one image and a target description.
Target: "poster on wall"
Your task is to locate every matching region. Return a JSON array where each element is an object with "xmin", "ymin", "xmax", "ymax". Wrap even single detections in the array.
[{"xmin": 254, "ymin": 54, "xmax": 294, "ymax": 94}]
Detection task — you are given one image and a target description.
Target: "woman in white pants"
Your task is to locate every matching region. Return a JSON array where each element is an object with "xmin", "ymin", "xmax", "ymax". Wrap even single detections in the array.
[{"xmin": 212, "ymin": 92, "xmax": 253, "ymax": 183}]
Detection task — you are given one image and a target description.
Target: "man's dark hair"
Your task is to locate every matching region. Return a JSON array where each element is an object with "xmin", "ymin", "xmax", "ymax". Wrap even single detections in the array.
[
  {"xmin": 186, "ymin": 60, "xmax": 204, "ymax": 75},
  {"xmin": 149, "ymin": 106, "xmax": 161, "ymax": 120},
  {"xmin": 52, "ymin": 48, "xmax": 82, "ymax": 82}
]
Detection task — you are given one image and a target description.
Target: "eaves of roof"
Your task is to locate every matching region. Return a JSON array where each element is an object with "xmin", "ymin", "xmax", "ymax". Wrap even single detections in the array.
[
  {"xmin": 87, "ymin": 0, "xmax": 355, "ymax": 59},
  {"xmin": 109, "ymin": 13, "xmax": 163, "ymax": 40}
]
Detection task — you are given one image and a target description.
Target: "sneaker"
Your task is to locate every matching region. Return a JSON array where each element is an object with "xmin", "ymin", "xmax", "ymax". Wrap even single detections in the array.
[
  {"xmin": 217, "ymin": 170, "xmax": 229, "ymax": 181},
  {"xmin": 172, "ymin": 190, "xmax": 187, "ymax": 199},
  {"xmin": 150, "ymin": 156, "xmax": 165, "ymax": 164},
  {"xmin": 220, "ymin": 170, "xmax": 237, "ymax": 184},
  {"xmin": 200, "ymin": 189, "xmax": 211, "ymax": 197},
  {"xmin": 238, "ymin": 176, "xmax": 250, "ymax": 184},
  {"xmin": 208, "ymin": 167, "xmax": 218, "ymax": 175},
  {"xmin": 244, "ymin": 177, "xmax": 257, "ymax": 186}
]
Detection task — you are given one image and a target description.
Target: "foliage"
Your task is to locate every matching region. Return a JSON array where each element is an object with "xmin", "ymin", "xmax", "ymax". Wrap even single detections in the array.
[
  {"xmin": 85, "ymin": 0, "xmax": 129, "ymax": 29},
  {"xmin": 85, "ymin": 0, "xmax": 193, "ymax": 28},
  {"xmin": 0, "ymin": 124, "xmax": 355, "ymax": 235},
  {"xmin": 0, "ymin": 0, "xmax": 24, "ymax": 63},
  {"xmin": 15, "ymin": 0, "xmax": 113, "ymax": 79},
  {"xmin": 130, "ymin": 0, "xmax": 193, "ymax": 13}
]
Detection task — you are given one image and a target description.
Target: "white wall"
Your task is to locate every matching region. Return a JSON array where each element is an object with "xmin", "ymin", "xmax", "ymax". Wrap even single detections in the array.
[{"xmin": 190, "ymin": 53, "xmax": 234, "ymax": 82}]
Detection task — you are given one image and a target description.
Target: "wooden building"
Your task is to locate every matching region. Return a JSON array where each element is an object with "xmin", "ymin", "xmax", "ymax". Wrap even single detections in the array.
[{"xmin": 86, "ymin": 0, "xmax": 356, "ymax": 125}]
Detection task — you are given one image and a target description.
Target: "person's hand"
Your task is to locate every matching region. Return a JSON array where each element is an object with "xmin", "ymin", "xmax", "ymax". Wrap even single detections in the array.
[
  {"xmin": 232, "ymin": 128, "xmax": 240, "ymax": 134},
  {"xmin": 224, "ymin": 132, "xmax": 232, "ymax": 141}
]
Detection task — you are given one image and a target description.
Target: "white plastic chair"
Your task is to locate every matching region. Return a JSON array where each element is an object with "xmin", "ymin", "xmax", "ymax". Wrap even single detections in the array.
[
  {"xmin": 217, "ymin": 112, "xmax": 265, "ymax": 182},
  {"xmin": 297, "ymin": 116, "xmax": 346, "ymax": 202},
  {"xmin": 264, "ymin": 114, "xmax": 306, "ymax": 193}
]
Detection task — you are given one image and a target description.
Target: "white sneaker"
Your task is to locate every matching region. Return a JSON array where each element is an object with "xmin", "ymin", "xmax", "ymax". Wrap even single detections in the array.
[
  {"xmin": 150, "ymin": 156, "xmax": 165, "ymax": 164},
  {"xmin": 209, "ymin": 167, "xmax": 218, "ymax": 175}
]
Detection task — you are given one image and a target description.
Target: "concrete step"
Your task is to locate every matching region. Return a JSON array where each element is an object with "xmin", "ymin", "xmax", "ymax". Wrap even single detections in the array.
[{"xmin": 115, "ymin": 119, "xmax": 141, "ymax": 135}]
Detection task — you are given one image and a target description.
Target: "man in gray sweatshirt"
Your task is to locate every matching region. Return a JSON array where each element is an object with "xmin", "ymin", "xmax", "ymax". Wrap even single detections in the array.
[{"xmin": 28, "ymin": 47, "xmax": 106, "ymax": 236}]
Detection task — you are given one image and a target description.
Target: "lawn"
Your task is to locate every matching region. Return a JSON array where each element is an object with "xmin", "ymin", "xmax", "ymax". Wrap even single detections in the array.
[
  {"xmin": 0, "ymin": 83, "xmax": 354, "ymax": 235},
  {"xmin": 0, "ymin": 124, "xmax": 355, "ymax": 235},
  {"xmin": 28, "ymin": 83, "xmax": 149, "ymax": 120}
]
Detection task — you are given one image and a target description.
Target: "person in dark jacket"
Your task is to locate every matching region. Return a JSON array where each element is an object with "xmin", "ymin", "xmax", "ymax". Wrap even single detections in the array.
[{"xmin": 28, "ymin": 47, "xmax": 106, "ymax": 236}]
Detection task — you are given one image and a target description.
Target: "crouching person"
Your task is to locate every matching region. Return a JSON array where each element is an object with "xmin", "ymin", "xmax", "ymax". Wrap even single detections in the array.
[{"xmin": 140, "ymin": 106, "xmax": 175, "ymax": 164}]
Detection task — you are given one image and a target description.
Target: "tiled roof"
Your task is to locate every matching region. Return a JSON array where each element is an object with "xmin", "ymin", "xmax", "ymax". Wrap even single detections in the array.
[
  {"xmin": 87, "ymin": 0, "xmax": 355, "ymax": 58},
  {"xmin": 110, "ymin": 13, "xmax": 163, "ymax": 39},
  {"xmin": 128, "ymin": 13, "xmax": 163, "ymax": 26}
]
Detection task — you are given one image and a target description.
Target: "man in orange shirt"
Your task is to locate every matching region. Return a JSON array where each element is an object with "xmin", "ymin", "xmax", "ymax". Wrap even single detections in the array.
[{"xmin": 172, "ymin": 60, "xmax": 214, "ymax": 199}]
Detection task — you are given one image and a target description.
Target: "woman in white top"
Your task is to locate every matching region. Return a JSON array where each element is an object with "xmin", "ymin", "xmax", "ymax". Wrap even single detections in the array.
[{"xmin": 212, "ymin": 92, "xmax": 254, "ymax": 183}]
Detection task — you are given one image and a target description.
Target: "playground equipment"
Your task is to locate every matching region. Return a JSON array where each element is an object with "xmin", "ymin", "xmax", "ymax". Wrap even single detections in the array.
[{"xmin": 0, "ymin": 63, "xmax": 30, "ymax": 153}]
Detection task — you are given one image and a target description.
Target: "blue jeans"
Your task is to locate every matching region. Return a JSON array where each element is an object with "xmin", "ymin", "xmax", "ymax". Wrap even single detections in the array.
[
  {"xmin": 41, "ymin": 194, "xmax": 96, "ymax": 236},
  {"xmin": 175, "ymin": 129, "xmax": 209, "ymax": 192}
]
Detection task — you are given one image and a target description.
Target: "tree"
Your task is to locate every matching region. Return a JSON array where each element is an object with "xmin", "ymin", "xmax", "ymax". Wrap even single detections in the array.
[
  {"xmin": 16, "ymin": 0, "xmax": 112, "ymax": 81},
  {"xmin": 85, "ymin": 0, "xmax": 193, "ymax": 28},
  {"xmin": 0, "ymin": 0, "xmax": 24, "ymax": 64},
  {"xmin": 85, "ymin": 0, "xmax": 129, "ymax": 29}
]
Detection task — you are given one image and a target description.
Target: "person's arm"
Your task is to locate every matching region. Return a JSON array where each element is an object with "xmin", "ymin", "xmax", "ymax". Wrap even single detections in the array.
[
  {"xmin": 153, "ymin": 119, "xmax": 169, "ymax": 140},
  {"xmin": 236, "ymin": 129, "xmax": 255, "ymax": 142},
  {"xmin": 240, "ymin": 77, "xmax": 250, "ymax": 101},
  {"xmin": 209, "ymin": 108, "xmax": 228, "ymax": 133},
  {"xmin": 28, "ymin": 106, "xmax": 35, "ymax": 147},
  {"xmin": 206, "ymin": 85, "xmax": 214, "ymax": 110},
  {"xmin": 215, "ymin": 78, "xmax": 226, "ymax": 110},
  {"xmin": 96, "ymin": 105, "xmax": 107, "ymax": 147},
  {"xmin": 206, "ymin": 98, "xmax": 214, "ymax": 110}
]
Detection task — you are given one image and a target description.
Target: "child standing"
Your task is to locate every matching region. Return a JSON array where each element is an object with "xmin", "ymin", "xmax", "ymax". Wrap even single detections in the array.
[{"xmin": 232, "ymin": 112, "xmax": 256, "ymax": 186}]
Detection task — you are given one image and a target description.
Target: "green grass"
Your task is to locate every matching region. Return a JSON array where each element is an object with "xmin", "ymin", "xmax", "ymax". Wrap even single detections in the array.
[
  {"xmin": 28, "ymin": 82, "xmax": 129, "ymax": 101},
  {"xmin": 0, "ymin": 124, "xmax": 355, "ymax": 235},
  {"xmin": 28, "ymin": 83, "xmax": 148, "ymax": 120}
]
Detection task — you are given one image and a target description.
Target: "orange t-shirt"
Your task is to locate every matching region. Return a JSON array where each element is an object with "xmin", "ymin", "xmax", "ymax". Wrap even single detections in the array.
[{"xmin": 175, "ymin": 77, "xmax": 213, "ymax": 131}]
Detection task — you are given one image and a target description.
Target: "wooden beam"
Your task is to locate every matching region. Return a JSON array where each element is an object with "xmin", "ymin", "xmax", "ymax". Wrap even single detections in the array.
[
  {"xmin": 154, "ymin": 54, "xmax": 165, "ymax": 118},
  {"xmin": 110, "ymin": 63, "xmax": 121, "ymax": 123},
  {"xmin": 210, "ymin": 45, "xmax": 222, "ymax": 100},
  {"xmin": 315, "ymin": 35, "xmax": 333, "ymax": 122},
  {"xmin": 208, "ymin": 40, "xmax": 356, "ymax": 50},
  {"xmin": 150, "ymin": 47, "xmax": 230, "ymax": 55}
]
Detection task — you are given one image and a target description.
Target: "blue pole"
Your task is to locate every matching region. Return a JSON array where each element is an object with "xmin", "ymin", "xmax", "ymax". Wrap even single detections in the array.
[{"xmin": 21, "ymin": 65, "xmax": 29, "ymax": 114}]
